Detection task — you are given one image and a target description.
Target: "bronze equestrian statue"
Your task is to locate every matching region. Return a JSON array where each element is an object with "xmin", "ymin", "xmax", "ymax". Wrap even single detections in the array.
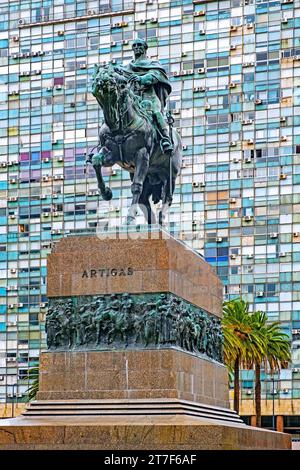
[{"xmin": 88, "ymin": 38, "xmax": 182, "ymax": 225}]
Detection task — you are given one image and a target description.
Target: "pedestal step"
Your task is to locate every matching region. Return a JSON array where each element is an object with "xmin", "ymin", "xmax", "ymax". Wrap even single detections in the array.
[{"xmin": 23, "ymin": 399, "xmax": 244, "ymax": 424}]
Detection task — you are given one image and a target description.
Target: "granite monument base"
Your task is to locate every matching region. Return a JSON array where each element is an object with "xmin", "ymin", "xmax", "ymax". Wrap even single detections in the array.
[{"xmin": 0, "ymin": 349, "xmax": 291, "ymax": 450}]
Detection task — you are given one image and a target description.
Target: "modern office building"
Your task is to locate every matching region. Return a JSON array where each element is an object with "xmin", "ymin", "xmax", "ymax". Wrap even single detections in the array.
[{"xmin": 0, "ymin": 0, "xmax": 300, "ymax": 431}]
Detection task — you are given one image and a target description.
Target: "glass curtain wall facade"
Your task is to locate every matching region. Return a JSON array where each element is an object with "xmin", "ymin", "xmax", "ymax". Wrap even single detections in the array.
[{"xmin": 0, "ymin": 0, "xmax": 300, "ymax": 429}]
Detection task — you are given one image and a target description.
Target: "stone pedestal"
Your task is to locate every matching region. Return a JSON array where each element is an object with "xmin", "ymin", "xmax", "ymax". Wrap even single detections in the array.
[{"xmin": 0, "ymin": 230, "xmax": 291, "ymax": 449}]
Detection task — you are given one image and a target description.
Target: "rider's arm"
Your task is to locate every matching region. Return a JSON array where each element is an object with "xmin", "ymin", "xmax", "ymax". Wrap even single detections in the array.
[{"xmin": 140, "ymin": 73, "xmax": 159, "ymax": 86}]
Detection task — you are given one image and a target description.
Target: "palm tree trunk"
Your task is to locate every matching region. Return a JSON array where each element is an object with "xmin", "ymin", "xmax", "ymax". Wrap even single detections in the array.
[
  {"xmin": 255, "ymin": 361, "xmax": 261, "ymax": 427},
  {"xmin": 234, "ymin": 355, "xmax": 240, "ymax": 415}
]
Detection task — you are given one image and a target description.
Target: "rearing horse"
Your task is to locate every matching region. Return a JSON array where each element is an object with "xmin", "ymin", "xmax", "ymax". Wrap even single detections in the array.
[{"xmin": 89, "ymin": 64, "xmax": 182, "ymax": 225}]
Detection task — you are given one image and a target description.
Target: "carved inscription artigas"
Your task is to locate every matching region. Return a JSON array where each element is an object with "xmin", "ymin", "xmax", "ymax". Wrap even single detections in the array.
[{"xmin": 82, "ymin": 267, "xmax": 134, "ymax": 279}]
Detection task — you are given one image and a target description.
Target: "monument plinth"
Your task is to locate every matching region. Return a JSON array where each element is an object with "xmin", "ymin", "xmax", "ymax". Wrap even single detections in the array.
[{"xmin": 0, "ymin": 230, "xmax": 291, "ymax": 449}]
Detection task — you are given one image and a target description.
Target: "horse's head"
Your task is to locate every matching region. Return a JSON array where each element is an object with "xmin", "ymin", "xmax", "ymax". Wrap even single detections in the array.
[{"xmin": 92, "ymin": 64, "xmax": 127, "ymax": 101}]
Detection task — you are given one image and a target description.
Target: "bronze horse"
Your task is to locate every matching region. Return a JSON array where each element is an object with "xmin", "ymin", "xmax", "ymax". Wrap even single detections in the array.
[{"xmin": 89, "ymin": 64, "xmax": 182, "ymax": 225}]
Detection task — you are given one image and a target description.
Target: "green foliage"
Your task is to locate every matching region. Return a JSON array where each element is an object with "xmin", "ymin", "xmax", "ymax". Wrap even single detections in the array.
[{"xmin": 24, "ymin": 367, "xmax": 39, "ymax": 402}]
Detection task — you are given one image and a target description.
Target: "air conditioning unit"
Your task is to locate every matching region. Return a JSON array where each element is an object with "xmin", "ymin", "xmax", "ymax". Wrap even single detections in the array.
[
  {"xmin": 246, "ymin": 139, "xmax": 254, "ymax": 145},
  {"xmin": 230, "ymin": 25, "xmax": 238, "ymax": 31},
  {"xmin": 292, "ymin": 329, "xmax": 300, "ymax": 334},
  {"xmin": 12, "ymin": 35, "xmax": 19, "ymax": 42},
  {"xmin": 192, "ymin": 182, "xmax": 200, "ymax": 187},
  {"xmin": 230, "ymin": 44, "xmax": 237, "ymax": 50},
  {"xmin": 54, "ymin": 174, "xmax": 64, "ymax": 180},
  {"xmin": 52, "ymin": 139, "xmax": 58, "ymax": 144},
  {"xmin": 122, "ymin": 40, "xmax": 129, "ymax": 45},
  {"xmin": 7, "ymin": 357, "xmax": 17, "ymax": 362},
  {"xmin": 270, "ymin": 232, "xmax": 278, "ymax": 238},
  {"xmin": 150, "ymin": 18, "xmax": 158, "ymax": 23},
  {"xmin": 87, "ymin": 9, "xmax": 96, "ymax": 15},
  {"xmin": 34, "ymin": 69, "xmax": 41, "ymax": 75},
  {"xmin": 280, "ymin": 135, "xmax": 287, "ymax": 142},
  {"xmin": 216, "ymin": 237, "xmax": 223, "ymax": 243},
  {"xmin": 9, "ymin": 178, "xmax": 17, "ymax": 184},
  {"xmin": 55, "ymin": 85, "xmax": 62, "ymax": 90},
  {"xmin": 80, "ymin": 63, "xmax": 87, "ymax": 69},
  {"xmin": 110, "ymin": 41, "xmax": 117, "ymax": 47},
  {"xmin": 247, "ymin": 254, "xmax": 253, "ymax": 259},
  {"xmin": 18, "ymin": 303, "xmax": 24, "ymax": 307},
  {"xmin": 279, "ymin": 252, "xmax": 286, "ymax": 257},
  {"xmin": 230, "ymin": 254, "xmax": 237, "ymax": 259},
  {"xmin": 199, "ymin": 29, "xmax": 206, "ymax": 35},
  {"xmin": 233, "ymin": 158, "xmax": 240, "ymax": 163},
  {"xmin": 243, "ymin": 62, "xmax": 255, "ymax": 67},
  {"xmin": 292, "ymin": 368, "xmax": 299, "ymax": 373},
  {"xmin": 57, "ymin": 30, "xmax": 64, "ymax": 36},
  {"xmin": 200, "ymin": 182, "xmax": 206, "ymax": 187},
  {"xmin": 8, "ymin": 321, "xmax": 17, "ymax": 326},
  {"xmin": 281, "ymin": 17, "xmax": 289, "ymax": 24},
  {"xmin": 9, "ymin": 215, "xmax": 16, "ymax": 220},
  {"xmin": 230, "ymin": 141, "xmax": 237, "ymax": 147},
  {"xmin": 42, "ymin": 212, "xmax": 49, "ymax": 217},
  {"xmin": 18, "ymin": 19, "xmax": 26, "ymax": 25},
  {"xmin": 256, "ymin": 291, "xmax": 264, "ymax": 297},
  {"xmin": 40, "ymin": 302, "xmax": 47, "ymax": 308},
  {"xmin": 229, "ymin": 198, "xmax": 236, "ymax": 203},
  {"xmin": 139, "ymin": 19, "xmax": 146, "ymax": 25},
  {"xmin": 255, "ymin": 98, "xmax": 262, "ymax": 105},
  {"xmin": 10, "ymin": 268, "xmax": 17, "ymax": 274},
  {"xmin": 53, "ymin": 211, "xmax": 60, "ymax": 217},
  {"xmin": 42, "ymin": 176, "xmax": 49, "ymax": 182},
  {"xmin": 204, "ymin": 103, "xmax": 211, "ymax": 110},
  {"xmin": 280, "ymin": 173, "xmax": 287, "ymax": 180},
  {"xmin": 43, "ymin": 158, "xmax": 50, "ymax": 163},
  {"xmin": 46, "ymin": 86, "xmax": 52, "ymax": 92},
  {"xmin": 70, "ymin": 102, "xmax": 76, "ymax": 108},
  {"xmin": 1, "ymin": 162, "xmax": 7, "ymax": 167},
  {"xmin": 193, "ymin": 86, "xmax": 206, "ymax": 93},
  {"xmin": 8, "ymin": 304, "xmax": 15, "ymax": 308},
  {"xmin": 282, "ymin": 0, "xmax": 293, "ymax": 3},
  {"xmin": 0, "ymin": 376, "xmax": 4, "ymax": 381},
  {"xmin": 172, "ymin": 109, "xmax": 180, "ymax": 115},
  {"xmin": 280, "ymin": 116, "xmax": 286, "ymax": 123},
  {"xmin": 57, "ymin": 156, "xmax": 64, "ymax": 162},
  {"xmin": 194, "ymin": 10, "xmax": 206, "ymax": 16},
  {"xmin": 198, "ymin": 67, "xmax": 206, "ymax": 74},
  {"xmin": 246, "ymin": 390, "xmax": 252, "ymax": 395},
  {"xmin": 293, "ymin": 56, "xmax": 300, "ymax": 61},
  {"xmin": 293, "ymin": 232, "xmax": 300, "ymax": 237},
  {"xmin": 244, "ymin": 157, "xmax": 252, "ymax": 163},
  {"xmin": 8, "ymin": 197, "xmax": 18, "ymax": 202},
  {"xmin": 244, "ymin": 215, "xmax": 253, "ymax": 222},
  {"xmin": 242, "ymin": 119, "xmax": 253, "ymax": 125},
  {"xmin": 182, "ymin": 145, "xmax": 188, "ymax": 151},
  {"xmin": 246, "ymin": 23, "xmax": 254, "ymax": 29},
  {"xmin": 229, "ymin": 82, "xmax": 237, "ymax": 88}
]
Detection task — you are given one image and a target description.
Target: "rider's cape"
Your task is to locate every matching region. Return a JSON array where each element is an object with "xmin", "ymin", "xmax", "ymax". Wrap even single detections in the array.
[{"xmin": 122, "ymin": 60, "xmax": 172, "ymax": 109}]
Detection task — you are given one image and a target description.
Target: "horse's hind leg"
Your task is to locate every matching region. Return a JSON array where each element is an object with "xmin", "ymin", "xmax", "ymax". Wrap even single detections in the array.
[
  {"xmin": 158, "ymin": 175, "xmax": 176, "ymax": 226},
  {"xmin": 139, "ymin": 179, "xmax": 156, "ymax": 225},
  {"xmin": 126, "ymin": 148, "xmax": 149, "ymax": 225}
]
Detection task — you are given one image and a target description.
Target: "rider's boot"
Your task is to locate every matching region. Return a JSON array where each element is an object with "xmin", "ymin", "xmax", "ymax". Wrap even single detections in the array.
[{"xmin": 154, "ymin": 112, "xmax": 174, "ymax": 156}]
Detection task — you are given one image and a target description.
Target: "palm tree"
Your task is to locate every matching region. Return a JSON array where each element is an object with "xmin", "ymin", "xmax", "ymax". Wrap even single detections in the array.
[
  {"xmin": 25, "ymin": 367, "xmax": 39, "ymax": 402},
  {"xmin": 222, "ymin": 299, "xmax": 262, "ymax": 414},
  {"xmin": 249, "ymin": 312, "xmax": 291, "ymax": 427}
]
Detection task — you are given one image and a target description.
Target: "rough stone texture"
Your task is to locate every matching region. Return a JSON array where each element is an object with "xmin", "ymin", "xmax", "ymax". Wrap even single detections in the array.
[
  {"xmin": 47, "ymin": 232, "xmax": 223, "ymax": 317},
  {"xmin": 37, "ymin": 349, "xmax": 229, "ymax": 409},
  {"xmin": 0, "ymin": 415, "xmax": 291, "ymax": 450}
]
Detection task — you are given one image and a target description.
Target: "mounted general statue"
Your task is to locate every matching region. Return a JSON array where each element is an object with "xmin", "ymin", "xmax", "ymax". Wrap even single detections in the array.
[{"xmin": 88, "ymin": 38, "xmax": 182, "ymax": 225}]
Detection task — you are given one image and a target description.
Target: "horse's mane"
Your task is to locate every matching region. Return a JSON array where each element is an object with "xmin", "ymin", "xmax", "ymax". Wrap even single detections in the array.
[{"xmin": 127, "ymin": 87, "xmax": 154, "ymax": 126}]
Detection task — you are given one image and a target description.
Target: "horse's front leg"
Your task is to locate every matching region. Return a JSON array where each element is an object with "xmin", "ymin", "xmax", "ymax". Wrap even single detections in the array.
[
  {"xmin": 126, "ymin": 147, "xmax": 149, "ymax": 225},
  {"xmin": 91, "ymin": 148, "xmax": 113, "ymax": 201}
]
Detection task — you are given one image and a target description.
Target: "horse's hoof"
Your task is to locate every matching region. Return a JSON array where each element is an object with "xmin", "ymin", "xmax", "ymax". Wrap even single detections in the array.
[
  {"xmin": 102, "ymin": 187, "xmax": 112, "ymax": 201},
  {"xmin": 125, "ymin": 216, "xmax": 136, "ymax": 225}
]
